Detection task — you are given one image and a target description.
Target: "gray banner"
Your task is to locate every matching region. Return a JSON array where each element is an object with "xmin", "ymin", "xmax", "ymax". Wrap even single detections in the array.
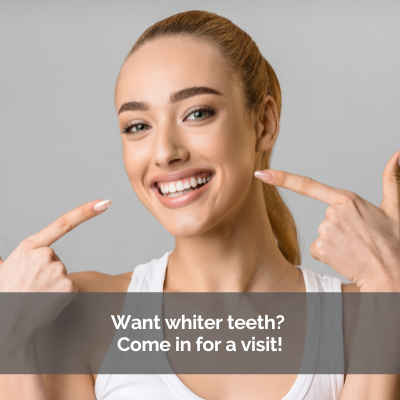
[{"xmin": 0, "ymin": 293, "xmax": 399, "ymax": 374}]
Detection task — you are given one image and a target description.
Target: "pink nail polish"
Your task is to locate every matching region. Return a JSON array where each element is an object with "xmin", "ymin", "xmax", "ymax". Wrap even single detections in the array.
[
  {"xmin": 254, "ymin": 171, "xmax": 274, "ymax": 182},
  {"xmin": 93, "ymin": 200, "xmax": 112, "ymax": 211}
]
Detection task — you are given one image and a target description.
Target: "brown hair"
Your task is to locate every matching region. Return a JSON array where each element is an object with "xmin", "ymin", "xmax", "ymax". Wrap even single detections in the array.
[{"xmin": 123, "ymin": 10, "xmax": 301, "ymax": 265}]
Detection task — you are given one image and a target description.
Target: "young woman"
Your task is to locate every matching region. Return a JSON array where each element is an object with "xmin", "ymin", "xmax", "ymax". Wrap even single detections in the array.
[{"xmin": 1, "ymin": 10, "xmax": 399, "ymax": 400}]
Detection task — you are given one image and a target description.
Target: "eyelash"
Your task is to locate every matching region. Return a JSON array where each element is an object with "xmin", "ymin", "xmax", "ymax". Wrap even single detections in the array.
[{"xmin": 121, "ymin": 106, "xmax": 216, "ymax": 135}]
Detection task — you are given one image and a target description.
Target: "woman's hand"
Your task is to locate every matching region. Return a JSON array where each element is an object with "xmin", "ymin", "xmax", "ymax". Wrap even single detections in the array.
[
  {"xmin": 0, "ymin": 200, "xmax": 109, "ymax": 400},
  {"xmin": 255, "ymin": 152, "xmax": 400, "ymax": 292},
  {"xmin": 0, "ymin": 200, "xmax": 111, "ymax": 343}
]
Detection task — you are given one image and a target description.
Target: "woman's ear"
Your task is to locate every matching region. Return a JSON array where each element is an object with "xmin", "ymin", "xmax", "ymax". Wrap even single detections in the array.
[{"xmin": 255, "ymin": 95, "xmax": 280, "ymax": 152}]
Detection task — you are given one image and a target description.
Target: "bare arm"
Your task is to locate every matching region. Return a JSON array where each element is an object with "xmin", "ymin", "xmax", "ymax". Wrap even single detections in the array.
[
  {"xmin": 42, "ymin": 375, "xmax": 96, "ymax": 400},
  {"xmin": 0, "ymin": 374, "xmax": 96, "ymax": 400},
  {"xmin": 37, "ymin": 271, "xmax": 131, "ymax": 399},
  {"xmin": 0, "ymin": 376, "xmax": 48, "ymax": 400},
  {"xmin": 256, "ymin": 151, "xmax": 400, "ymax": 399},
  {"xmin": 0, "ymin": 200, "xmax": 111, "ymax": 399},
  {"xmin": 340, "ymin": 283, "xmax": 400, "ymax": 399}
]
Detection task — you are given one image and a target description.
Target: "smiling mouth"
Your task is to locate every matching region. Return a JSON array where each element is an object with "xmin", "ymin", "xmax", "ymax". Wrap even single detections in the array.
[{"xmin": 155, "ymin": 172, "xmax": 213, "ymax": 198}]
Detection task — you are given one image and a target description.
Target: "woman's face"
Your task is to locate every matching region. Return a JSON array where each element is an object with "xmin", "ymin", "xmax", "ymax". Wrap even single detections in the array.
[{"xmin": 115, "ymin": 36, "xmax": 264, "ymax": 238}]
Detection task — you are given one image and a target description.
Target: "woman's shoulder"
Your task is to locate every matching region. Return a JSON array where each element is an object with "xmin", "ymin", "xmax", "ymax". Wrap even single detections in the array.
[
  {"xmin": 298, "ymin": 266, "xmax": 360, "ymax": 293},
  {"xmin": 68, "ymin": 270, "xmax": 134, "ymax": 292},
  {"xmin": 342, "ymin": 283, "xmax": 359, "ymax": 293}
]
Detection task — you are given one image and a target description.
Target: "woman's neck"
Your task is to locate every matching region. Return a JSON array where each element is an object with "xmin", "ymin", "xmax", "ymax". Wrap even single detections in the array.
[{"xmin": 164, "ymin": 183, "xmax": 305, "ymax": 293}]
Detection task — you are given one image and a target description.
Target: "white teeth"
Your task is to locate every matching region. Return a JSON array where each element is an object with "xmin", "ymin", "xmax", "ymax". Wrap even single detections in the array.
[
  {"xmin": 164, "ymin": 188, "xmax": 194, "ymax": 198},
  {"xmin": 191, "ymin": 178, "xmax": 198, "ymax": 188},
  {"xmin": 158, "ymin": 173, "xmax": 213, "ymax": 197}
]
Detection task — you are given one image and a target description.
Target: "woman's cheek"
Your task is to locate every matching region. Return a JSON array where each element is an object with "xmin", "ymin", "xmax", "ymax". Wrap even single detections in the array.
[{"xmin": 122, "ymin": 145, "xmax": 149, "ymax": 198}]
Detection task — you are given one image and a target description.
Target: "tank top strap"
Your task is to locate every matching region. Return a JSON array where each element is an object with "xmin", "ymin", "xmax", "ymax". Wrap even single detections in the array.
[
  {"xmin": 128, "ymin": 251, "xmax": 172, "ymax": 293},
  {"xmin": 285, "ymin": 266, "xmax": 344, "ymax": 400},
  {"xmin": 298, "ymin": 266, "xmax": 343, "ymax": 293}
]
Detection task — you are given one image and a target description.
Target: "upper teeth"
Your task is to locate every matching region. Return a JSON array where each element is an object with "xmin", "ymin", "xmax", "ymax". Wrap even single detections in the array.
[{"xmin": 159, "ymin": 174, "xmax": 212, "ymax": 197}]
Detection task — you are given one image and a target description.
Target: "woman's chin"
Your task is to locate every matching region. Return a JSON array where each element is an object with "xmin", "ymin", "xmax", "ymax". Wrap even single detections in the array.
[{"xmin": 162, "ymin": 218, "xmax": 212, "ymax": 239}]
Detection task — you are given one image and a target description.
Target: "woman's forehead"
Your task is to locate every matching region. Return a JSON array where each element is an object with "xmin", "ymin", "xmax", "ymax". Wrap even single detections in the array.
[
  {"xmin": 122, "ymin": 36, "xmax": 223, "ymax": 75},
  {"xmin": 114, "ymin": 37, "xmax": 237, "ymax": 109}
]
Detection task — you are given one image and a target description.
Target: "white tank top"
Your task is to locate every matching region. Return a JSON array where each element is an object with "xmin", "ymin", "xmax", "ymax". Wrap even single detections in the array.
[{"xmin": 95, "ymin": 251, "xmax": 345, "ymax": 400}]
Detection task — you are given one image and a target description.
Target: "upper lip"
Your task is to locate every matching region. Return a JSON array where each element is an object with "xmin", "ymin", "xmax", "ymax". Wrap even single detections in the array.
[{"xmin": 149, "ymin": 168, "xmax": 215, "ymax": 188}]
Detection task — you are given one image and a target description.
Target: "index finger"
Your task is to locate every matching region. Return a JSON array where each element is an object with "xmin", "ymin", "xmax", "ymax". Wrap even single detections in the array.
[
  {"xmin": 27, "ymin": 199, "xmax": 112, "ymax": 248},
  {"xmin": 254, "ymin": 170, "xmax": 344, "ymax": 205}
]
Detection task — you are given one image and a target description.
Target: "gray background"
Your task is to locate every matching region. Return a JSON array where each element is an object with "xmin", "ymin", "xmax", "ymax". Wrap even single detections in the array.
[{"xmin": 0, "ymin": 1, "xmax": 399, "ymax": 282}]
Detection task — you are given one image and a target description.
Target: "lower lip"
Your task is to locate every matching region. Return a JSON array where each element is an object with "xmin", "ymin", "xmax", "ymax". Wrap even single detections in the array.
[{"xmin": 152, "ymin": 175, "xmax": 214, "ymax": 209}]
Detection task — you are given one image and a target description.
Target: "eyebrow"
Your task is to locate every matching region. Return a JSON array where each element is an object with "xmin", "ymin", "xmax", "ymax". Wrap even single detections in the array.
[{"xmin": 118, "ymin": 86, "xmax": 222, "ymax": 115}]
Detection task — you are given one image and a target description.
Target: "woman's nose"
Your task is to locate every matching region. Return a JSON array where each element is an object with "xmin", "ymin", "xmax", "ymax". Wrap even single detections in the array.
[{"xmin": 152, "ymin": 125, "xmax": 190, "ymax": 168}]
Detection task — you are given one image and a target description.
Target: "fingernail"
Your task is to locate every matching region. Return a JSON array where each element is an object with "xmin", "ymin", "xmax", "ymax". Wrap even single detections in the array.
[
  {"xmin": 93, "ymin": 199, "xmax": 112, "ymax": 212},
  {"xmin": 254, "ymin": 170, "xmax": 274, "ymax": 182},
  {"xmin": 398, "ymin": 154, "xmax": 400, "ymax": 167}
]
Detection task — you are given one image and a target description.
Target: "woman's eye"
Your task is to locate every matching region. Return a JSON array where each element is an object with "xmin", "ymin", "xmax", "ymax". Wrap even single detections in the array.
[
  {"xmin": 122, "ymin": 123, "xmax": 151, "ymax": 134},
  {"xmin": 187, "ymin": 110, "xmax": 208, "ymax": 120},
  {"xmin": 122, "ymin": 107, "xmax": 215, "ymax": 134},
  {"xmin": 185, "ymin": 107, "xmax": 215, "ymax": 121}
]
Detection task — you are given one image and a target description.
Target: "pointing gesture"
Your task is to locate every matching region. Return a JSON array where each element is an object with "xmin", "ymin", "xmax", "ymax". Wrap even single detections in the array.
[
  {"xmin": 0, "ymin": 199, "xmax": 112, "ymax": 292},
  {"xmin": 0, "ymin": 199, "xmax": 111, "ymax": 347},
  {"xmin": 255, "ymin": 152, "xmax": 400, "ymax": 292},
  {"xmin": 25, "ymin": 199, "xmax": 112, "ymax": 250}
]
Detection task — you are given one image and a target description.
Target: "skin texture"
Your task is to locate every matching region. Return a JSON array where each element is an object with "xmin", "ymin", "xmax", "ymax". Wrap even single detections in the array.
[
  {"xmin": 0, "ymin": 36, "xmax": 399, "ymax": 399},
  {"xmin": 256, "ymin": 153, "xmax": 400, "ymax": 292},
  {"xmin": 116, "ymin": 37, "xmax": 302, "ymax": 295}
]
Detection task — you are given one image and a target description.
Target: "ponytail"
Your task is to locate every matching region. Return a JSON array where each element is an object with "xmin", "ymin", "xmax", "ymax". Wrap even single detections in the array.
[{"xmin": 262, "ymin": 59, "xmax": 301, "ymax": 265}]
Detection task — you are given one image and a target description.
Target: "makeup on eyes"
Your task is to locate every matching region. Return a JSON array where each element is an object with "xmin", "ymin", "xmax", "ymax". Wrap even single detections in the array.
[{"xmin": 121, "ymin": 105, "xmax": 217, "ymax": 135}]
